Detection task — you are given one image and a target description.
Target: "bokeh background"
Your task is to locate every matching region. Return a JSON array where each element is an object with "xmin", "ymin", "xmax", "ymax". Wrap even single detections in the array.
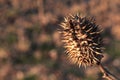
[{"xmin": 0, "ymin": 0, "xmax": 120, "ymax": 80}]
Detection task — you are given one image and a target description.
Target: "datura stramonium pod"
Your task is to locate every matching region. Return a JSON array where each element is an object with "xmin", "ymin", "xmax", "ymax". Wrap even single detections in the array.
[{"xmin": 59, "ymin": 13, "xmax": 104, "ymax": 68}]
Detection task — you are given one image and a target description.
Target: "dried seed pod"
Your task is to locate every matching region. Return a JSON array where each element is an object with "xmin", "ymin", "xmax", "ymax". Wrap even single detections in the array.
[{"xmin": 59, "ymin": 13, "xmax": 104, "ymax": 67}]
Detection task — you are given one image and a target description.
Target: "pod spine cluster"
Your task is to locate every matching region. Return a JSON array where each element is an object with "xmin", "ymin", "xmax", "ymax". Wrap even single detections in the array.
[{"xmin": 60, "ymin": 13, "xmax": 104, "ymax": 67}]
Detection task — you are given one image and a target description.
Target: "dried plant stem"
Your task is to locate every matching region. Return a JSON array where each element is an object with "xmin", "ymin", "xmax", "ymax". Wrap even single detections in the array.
[{"xmin": 98, "ymin": 63, "xmax": 119, "ymax": 80}]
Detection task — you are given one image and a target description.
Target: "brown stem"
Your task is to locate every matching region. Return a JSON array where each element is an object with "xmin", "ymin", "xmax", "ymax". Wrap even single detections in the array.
[{"xmin": 98, "ymin": 63, "xmax": 119, "ymax": 80}]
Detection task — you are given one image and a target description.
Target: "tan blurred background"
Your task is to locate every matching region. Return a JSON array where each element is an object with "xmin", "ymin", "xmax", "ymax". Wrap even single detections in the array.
[{"xmin": 0, "ymin": 0, "xmax": 120, "ymax": 80}]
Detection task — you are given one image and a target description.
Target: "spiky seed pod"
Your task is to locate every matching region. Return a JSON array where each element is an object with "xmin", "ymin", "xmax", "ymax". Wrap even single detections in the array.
[{"xmin": 59, "ymin": 13, "xmax": 104, "ymax": 67}]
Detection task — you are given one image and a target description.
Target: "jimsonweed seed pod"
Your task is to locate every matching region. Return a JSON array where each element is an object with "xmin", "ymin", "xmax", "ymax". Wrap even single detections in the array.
[{"xmin": 60, "ymin": 13, "xmax": 104, "ymax": 67}]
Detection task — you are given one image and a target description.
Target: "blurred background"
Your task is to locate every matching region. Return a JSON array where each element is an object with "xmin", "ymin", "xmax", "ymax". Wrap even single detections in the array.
[{"xmin": 0, "ymin": 0, "xmax": 120, "ymax": 80}]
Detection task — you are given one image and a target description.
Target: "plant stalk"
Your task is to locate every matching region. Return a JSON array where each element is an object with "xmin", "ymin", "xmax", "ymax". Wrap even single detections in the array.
[{"xmin": 98, "ymin": 63, "xmax": 119, "ymax": 80}]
